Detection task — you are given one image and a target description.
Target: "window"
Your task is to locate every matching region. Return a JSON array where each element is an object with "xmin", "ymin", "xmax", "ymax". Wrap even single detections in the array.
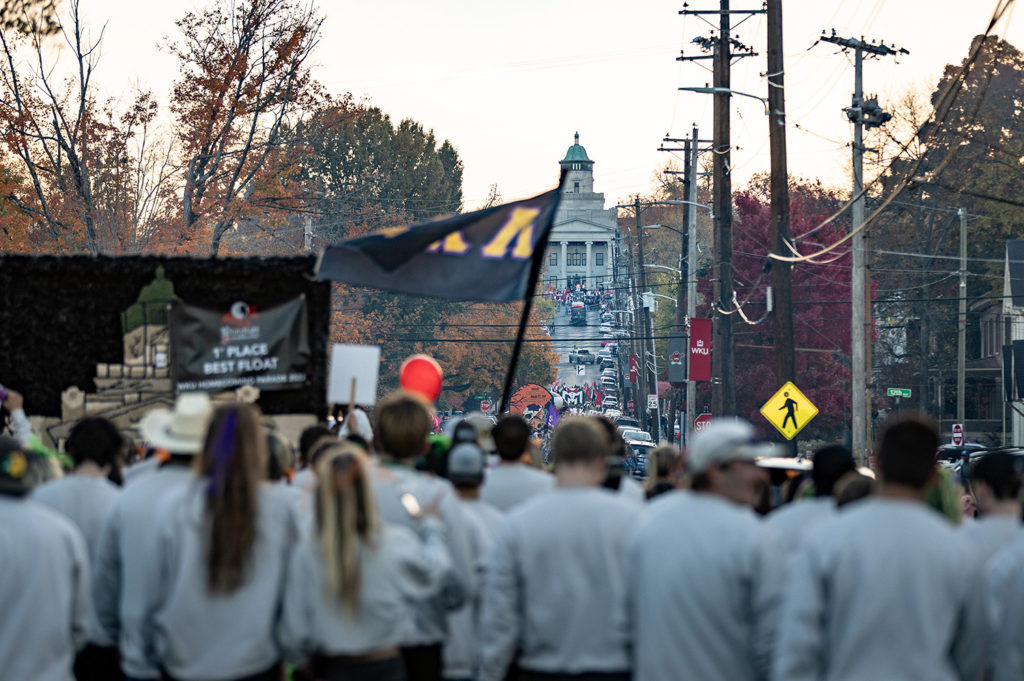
[
  {"xmin": 595, "ymin": 252, "xmax": 604, "ymax": 267},
  {"xmin": 574, "ymin": 182, "xmax": 580, "ymax": 193},
  {"xmin": 568, "ymin": 252, "xmax": 587, "ymax": 267},
  {"xmin": 550, "ymin": 252, "xmax": 558, "ymax": 266}
]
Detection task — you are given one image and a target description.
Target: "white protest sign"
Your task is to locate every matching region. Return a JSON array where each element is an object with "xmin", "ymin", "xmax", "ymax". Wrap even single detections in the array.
[{"xmin": 328, "ymin": 344, "xmax": 380, "ymax": 406}]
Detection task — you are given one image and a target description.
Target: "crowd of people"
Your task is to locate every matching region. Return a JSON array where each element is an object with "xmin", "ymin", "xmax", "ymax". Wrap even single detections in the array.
[{"xmin": 1, "ymin": 385, "xmax": 1023, "ymax": 681}]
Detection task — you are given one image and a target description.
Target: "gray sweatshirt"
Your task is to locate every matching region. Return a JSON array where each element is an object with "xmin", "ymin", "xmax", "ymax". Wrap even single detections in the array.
[
  {"xmin": 773, "ymin": 497, "xmax": 990, "ymax": 681},
  {"xmin": 480, "ymin": 463, "xmax": 554, "ymax": 511},
  {"xmin": 279, "ymin": 519, "xmax": 452, "ymax": 661},
  {"xmin": 766, "ymin": 496, "xmax": 835, "ymax": 554},
  {"xmin": 443, "ymin": 499, "xmax": 506, "ymax": 680},
  {"xmin": 993, "ymin": 538, "xmax": 1024, "ymax": 681},
  {"xmin": 372, "ymin": 462, "xmax": 472, "ymax": 646},
  {"xmin": 960, "ymin": 514, "xmax": 1021, "ymax": 563},
  {"xmin": 93, "ymin": 463, "xmax": 193, "ymax": 679},
  {"xmin": 478, "ymin": 487, "xmax": 638, "ymax": 681},
  {"xmin": 144, "ymin": 480, "xmax": 301, "ymax": 680},
  {"xmin": 33, "ymin": 475, "xmax": 121, "ymax": 561},
  {"xmin": 0, "ymin": 496, "xmax": 92, "ymax": 681},
  {"xmin": 627, "ymin": 491, "xmax": 783, "ymax": 681}
]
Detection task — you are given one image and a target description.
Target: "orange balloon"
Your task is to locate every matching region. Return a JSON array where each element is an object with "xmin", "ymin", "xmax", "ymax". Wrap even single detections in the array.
[{"xmin": 400, "ymin": 354, "xmax": 443, "ymax": 402}]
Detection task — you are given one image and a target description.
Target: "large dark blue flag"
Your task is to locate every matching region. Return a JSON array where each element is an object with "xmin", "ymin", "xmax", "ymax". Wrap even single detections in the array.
[{"xmin": 315, "ymin": 184, "xmax": 562, "ymax": 301}]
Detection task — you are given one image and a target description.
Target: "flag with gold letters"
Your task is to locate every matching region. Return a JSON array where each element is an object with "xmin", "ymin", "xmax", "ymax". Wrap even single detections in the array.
[{"xmin": 315, "ymin": 184, "xmax": 563, "ymax": 301}]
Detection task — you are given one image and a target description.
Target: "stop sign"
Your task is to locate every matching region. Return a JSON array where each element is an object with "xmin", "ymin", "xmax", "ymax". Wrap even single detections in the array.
[
  {"xmin": 627, "ymin": 399, "xmax": 635, "ymax": 411},
  {"xmin": 694, "ymin": 412, "xmax": 712, "ymax": 433},
  {"xmin": 952, "ymin": 423, "xmax": 964, "ymax": 447},
  {"xmin": 480, "ymin": 400, "xmax": 492, "ymax": 413}
]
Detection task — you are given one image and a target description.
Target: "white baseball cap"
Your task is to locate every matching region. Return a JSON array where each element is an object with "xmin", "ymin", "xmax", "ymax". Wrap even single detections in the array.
[{"xmin": 687, "ymin": 419, "xmax": 775, "ymax": 474}]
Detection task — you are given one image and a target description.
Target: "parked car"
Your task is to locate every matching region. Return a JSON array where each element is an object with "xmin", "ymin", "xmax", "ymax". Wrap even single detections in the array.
[
  {"xmin": 568, "ymin": 348, "xmax": 596, "ymax": 364},
  {"xmin": 600, "ymin": 357, "xmax": 615, "ymax": 370},
  {"xmin": 616, "ymin": 416, "xmax": 641, "ymax": 429},
  {"xmin": 599, "ymin": 324, "xmax": 614, "ymax": 335}
]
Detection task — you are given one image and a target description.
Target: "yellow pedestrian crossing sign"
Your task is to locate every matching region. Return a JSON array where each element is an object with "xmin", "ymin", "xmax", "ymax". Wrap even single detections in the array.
[{"xmin": 760, "ymin": 381, "xmax": 818, "ymax": 440}]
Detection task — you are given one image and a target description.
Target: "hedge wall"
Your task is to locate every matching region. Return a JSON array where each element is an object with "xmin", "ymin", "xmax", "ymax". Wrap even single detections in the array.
[{"xmin": 0, "ymin": 255, "xmax": 329, "ymax": 417}]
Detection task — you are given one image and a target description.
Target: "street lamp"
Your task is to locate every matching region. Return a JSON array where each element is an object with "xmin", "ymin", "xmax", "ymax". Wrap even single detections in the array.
[{"xmin": 679, "ymin": 86, "xmax": 770, "ymax": 115}]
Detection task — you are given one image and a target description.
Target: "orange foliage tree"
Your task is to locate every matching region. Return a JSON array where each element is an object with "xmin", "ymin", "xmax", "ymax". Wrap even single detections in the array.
[{"xmin": 168, "ymin": 0, "xmax": 323, "ymax": 256}]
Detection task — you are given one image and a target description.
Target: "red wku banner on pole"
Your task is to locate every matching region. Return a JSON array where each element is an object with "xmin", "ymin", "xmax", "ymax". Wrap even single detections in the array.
[
  {"xmin": 689, "ymin": 317, "xmax": 712, "ymax": 382},
  {"xmin": 629, "ymin": 355, "xmax": 639, "ymax": 383}
]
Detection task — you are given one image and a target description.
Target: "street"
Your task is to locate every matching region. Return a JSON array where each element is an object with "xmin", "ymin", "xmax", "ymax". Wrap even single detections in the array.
[{"xmin": 550, "ymin": 304, "xmax": 606, "ymax": 388}]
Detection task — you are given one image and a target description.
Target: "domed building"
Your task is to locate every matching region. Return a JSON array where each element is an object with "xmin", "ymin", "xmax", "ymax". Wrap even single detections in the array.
[{"xmin": 544, "ymin": 133, "xmax": 619, "ymax": 290}]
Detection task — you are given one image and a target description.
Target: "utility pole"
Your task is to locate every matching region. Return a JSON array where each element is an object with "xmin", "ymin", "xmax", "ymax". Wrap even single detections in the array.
[
  {"xmin": 957, "ymin": 207, "xmax": 967, "ymax": 433},
  {"xmin": 819, "ymin": 31, "xmax": 904, "ymax": 464},
  {"xmin": 686, "ymin": 125, "xmax": 700, "ymax": 438},
  {"xmin": 680, "ymin": 1, "xmax": 761, "ymax": 417},
  {"xmin": 766, "ymin": 0, "xmax": 794, "ymax": 454},
  {"xmin": 635, "ymin": 196, "xmax": 658, "ymax": 441}
]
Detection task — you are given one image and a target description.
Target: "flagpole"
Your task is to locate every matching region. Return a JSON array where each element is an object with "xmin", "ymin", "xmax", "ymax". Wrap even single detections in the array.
[{"xmin": 499, "ymin": 173, "xmax": 566, "ymax": 414}]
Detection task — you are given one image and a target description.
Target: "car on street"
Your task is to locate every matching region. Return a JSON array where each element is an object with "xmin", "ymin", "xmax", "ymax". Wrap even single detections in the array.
[
  {"xmin": 599, "ymin": 324, "xmax": 613, "ymax": 335},
  {"xmin": 616, "ymin": 416, "xmax": 641, "ymax": 429},
  {"xmin": 600, "ymin": 357, "xmax": 615, "ymax": 370},
  {"xmin": 601, "ymin": 312, "xmax": 614, "ymax": 324},
  {"xmin": 568, "ymin": 348, "xmax": 596, "ymax": 364},
  {"xmin": 621, "ymin": 429, "xmax": 653, "ymax": 443}
]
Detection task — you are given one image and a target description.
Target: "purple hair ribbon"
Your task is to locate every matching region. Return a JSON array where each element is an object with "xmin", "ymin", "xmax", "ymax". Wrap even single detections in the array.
[{"xmin": 207, "ymin": 410, "xmax": 238, "ymax": 498}]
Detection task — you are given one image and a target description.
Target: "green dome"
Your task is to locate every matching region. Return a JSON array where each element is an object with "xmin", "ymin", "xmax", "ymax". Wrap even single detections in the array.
[
  {"xmin": 121, "ymin": 265, "xmax": 180, "ymax": 333},
  {"xmin": 560, "ymin": 132, "xmax": 593, "ymax": 164}
]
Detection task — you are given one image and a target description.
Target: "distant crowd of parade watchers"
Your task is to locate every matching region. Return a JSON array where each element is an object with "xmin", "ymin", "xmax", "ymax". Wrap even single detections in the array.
[{"xmin": 1, "ymin": 383, "xmax": 1022, "ymax": 681}]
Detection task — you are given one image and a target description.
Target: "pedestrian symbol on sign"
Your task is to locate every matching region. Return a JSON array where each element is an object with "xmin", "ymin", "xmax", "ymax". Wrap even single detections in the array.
[{"xmin": 760, "ymin": 381, "xmax": 818, "ymax": 440}]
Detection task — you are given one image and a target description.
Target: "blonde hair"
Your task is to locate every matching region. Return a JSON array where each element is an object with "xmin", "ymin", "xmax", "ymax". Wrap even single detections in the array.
[
  {"xmin": 198, "ymin": 403, "xmax": 267, "ymax": 593},
  {"xmin": 315, "ymin": 444, "xmax": 380, "ymax": 613}
]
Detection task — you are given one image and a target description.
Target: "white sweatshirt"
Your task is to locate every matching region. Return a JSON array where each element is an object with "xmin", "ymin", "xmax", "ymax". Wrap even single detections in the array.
[{"xmin": 33, "ymin": 475, "xmax": 120, "ymax": 561}]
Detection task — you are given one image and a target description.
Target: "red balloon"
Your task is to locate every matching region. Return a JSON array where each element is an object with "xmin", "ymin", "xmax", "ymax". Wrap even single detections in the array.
[{"xmin": 400, "ymin": 355, "xmax": 443, "ymax": 402}]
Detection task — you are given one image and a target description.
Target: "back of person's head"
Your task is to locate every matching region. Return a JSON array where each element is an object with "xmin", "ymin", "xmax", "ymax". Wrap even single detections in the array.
[
  {"xmin": 493, "ymin": 414, "xmax": 531, "ymax": 462},
  {"xmin": 198, "ymin": 403, "xmax": 266, "ymax": 593},
  {"xmin": 812, "ymin": 444, "xmax": 856, "ymax": 497},
  {"xmin": 876, "ymin": 412, "xmax": 939, "ymax": 490},
  {"xmin": 315, "ymin": 444, "xmax": 379, "ymax": 614},
  {"xmin": 265, "ymin": 431, "xmax": 294, "ymax": 482},
  {"xmin": 67, "ymin": 417, "xmax": 124, "ymax": 470},
  {"xmin": 834, "ymin": 471, "xmax": 874, "ymax": 507},
  {"xmin": 447, "ymin": 441, "xmax": 487, "ymax": 489},
  {"xmin": 299, "ymin": 425, "xmax": 334, "ymax": 467},
  {"xmin": 972, "ymin": 452, "xmax": 1022, "ymax": 501},
  {"xmin": 374, "ymin": 391, "xmax": 432, "ymax": 460},
  {"xmin": 590, "ymin": 416, "xmax": 626, "ymax": 457},
  {"xmin": 551, "ymin": 417, "xmax": 608, "ymax": 466},
  {"xmin": 649, "ymin": 445, "xmax": 680, "ymax": 482}
]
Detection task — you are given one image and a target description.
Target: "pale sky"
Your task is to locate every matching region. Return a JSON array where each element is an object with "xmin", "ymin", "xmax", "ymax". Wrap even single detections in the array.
[{"xmin": 62, "ymin": 0, "xmax": 1023, "ymax": 209}]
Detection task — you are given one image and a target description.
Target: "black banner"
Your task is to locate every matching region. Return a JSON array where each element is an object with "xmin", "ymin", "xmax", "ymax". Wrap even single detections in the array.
[
  {"xmin": 1004, "ymin": 344, "xmax": 1015, "ymax": 402},
  {"xmin": 170, "ymin": 297, "xmax": 309, "ymax": 393},
  {"xmin": 315, "ymin": 185, "xmax": 563, "ymax": 301},
  {"xmin": 667, "ymin": 335, "xmax": 687, "ymax": 383},
  {"xmin": 1014, "ymin": 340, "xmax": 1024, "ymax": 403}
]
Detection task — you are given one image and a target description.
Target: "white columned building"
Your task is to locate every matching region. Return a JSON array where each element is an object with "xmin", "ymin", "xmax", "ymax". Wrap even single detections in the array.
[{"xmin": 542, "ymin": 133, "xmax": 619, "ymax": 291}]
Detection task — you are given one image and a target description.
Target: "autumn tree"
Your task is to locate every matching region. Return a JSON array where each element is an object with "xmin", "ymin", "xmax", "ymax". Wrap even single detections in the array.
[
  {"xmin": 0, "ymin": 0, "xmax": 173, "ymax": 254},
  {"xmin": 692, "ymin": 176, "xmax": 854, "ymax": 440},
  {"xmin": 0, "ymin": 0, "xmax": 59, "ymax": 36},
  {"xmin": 168, "ymin": 0, "xmax": 323, "ymax": 255}
]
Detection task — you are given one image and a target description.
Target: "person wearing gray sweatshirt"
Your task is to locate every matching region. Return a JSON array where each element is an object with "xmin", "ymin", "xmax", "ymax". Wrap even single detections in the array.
[
  {"xmin": 33, "ymin": 417, "xmax": 124, "ymax": 678},
  {"xmin": 370, "ymin": 391, "xmax": 473, "ymax": 681},
  {"xmin": 0, "ymin": 436, "xmax": 93, "ymax": 681},
  {"xmin": 773, "ymin": 414, "xmax": 990, "ymax": 681},
  {"xmin": 478, "ymin": 417, "xmax": 638, "ymax": 681},
  {"xmin": 627, "ymin": 419, "xmax": 782, "ymax": 681},
  {"xmin": 93, "ymin": 393, "xmax": 212, "ymax": 681},
  {"xmin": 141, "ymin": 404, "xmax": 301, "ymax": 681},
  {"xmin": 481, "ymin": 414, "xmax": 554, "ymax": 512},
  {"xmin": 279, "ymin": 443, "xmax": 453, "ymax": 681}
]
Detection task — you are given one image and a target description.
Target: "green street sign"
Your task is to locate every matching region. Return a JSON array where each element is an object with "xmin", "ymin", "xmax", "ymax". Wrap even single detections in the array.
[{"xmin": 887, "ymin": 388, "xmax": 911, "ymax": 398}]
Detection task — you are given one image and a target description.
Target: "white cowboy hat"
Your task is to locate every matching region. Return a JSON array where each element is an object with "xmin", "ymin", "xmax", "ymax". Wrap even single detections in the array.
[{"xmin": 140, "ymin": 393, "xmax": 213, "ymax": 455}]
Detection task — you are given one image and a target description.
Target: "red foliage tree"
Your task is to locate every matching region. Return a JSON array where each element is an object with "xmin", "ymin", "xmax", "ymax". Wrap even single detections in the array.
[{"xmin": 696, "ymin": 176, "xmax": 861, "ymax": 440}]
